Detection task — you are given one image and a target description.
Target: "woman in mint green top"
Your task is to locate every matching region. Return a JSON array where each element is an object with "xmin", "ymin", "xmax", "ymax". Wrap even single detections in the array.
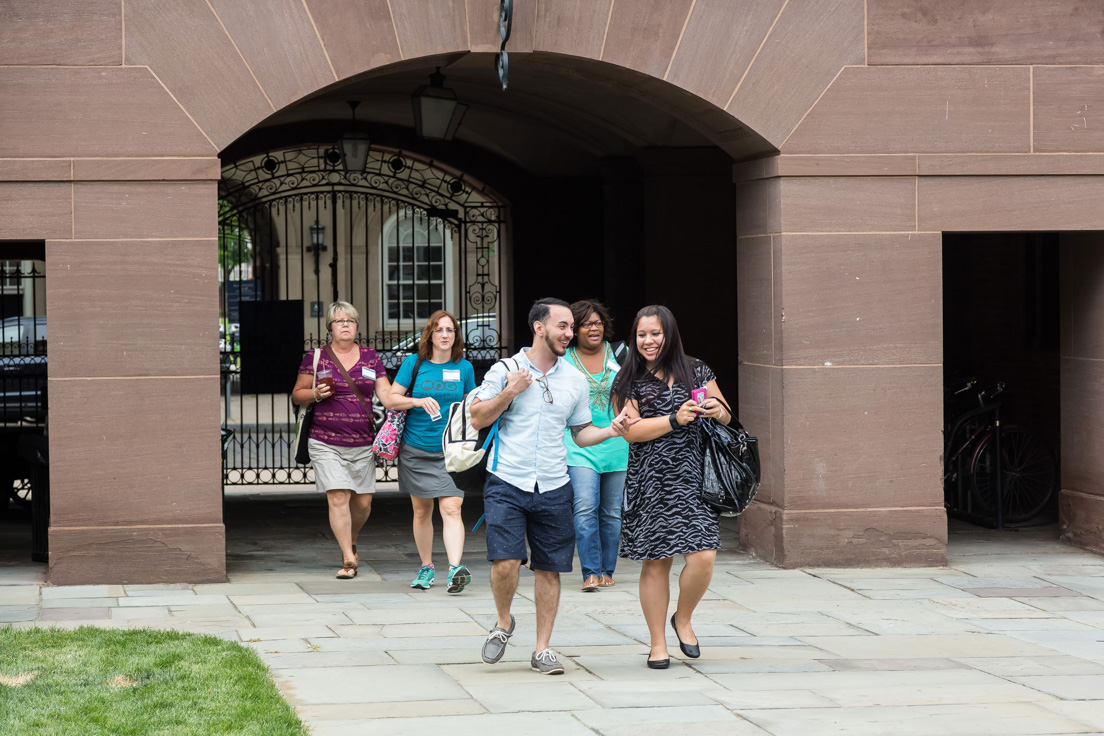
[
  {"xmin": 564, "ymin": 300, "xmax": 629, "ymax": 591},
  {"xmin": 384, "ymin": 310, "xmax": 476, "ymax": 595}
]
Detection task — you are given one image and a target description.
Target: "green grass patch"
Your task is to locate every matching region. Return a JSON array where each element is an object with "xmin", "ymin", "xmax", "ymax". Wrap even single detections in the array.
[{"xmin": 0, "ymin": 626, "xmax": 307, "ymax": 736}]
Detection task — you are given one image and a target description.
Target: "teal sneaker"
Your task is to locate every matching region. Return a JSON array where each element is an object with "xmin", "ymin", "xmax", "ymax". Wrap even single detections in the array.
[
  {"xmin": 411, "ymin": 564, "xmax": 435, "ymax": 590},
  {"xmin": 447, "ymin": 563, "xmax": 471, "ymax": 594}
]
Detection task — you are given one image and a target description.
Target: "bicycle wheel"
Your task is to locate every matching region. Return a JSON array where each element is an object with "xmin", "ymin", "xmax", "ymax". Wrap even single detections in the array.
[{"xmin": 970, "ymin": 427, "xmax": 1058, "ymax": 523}]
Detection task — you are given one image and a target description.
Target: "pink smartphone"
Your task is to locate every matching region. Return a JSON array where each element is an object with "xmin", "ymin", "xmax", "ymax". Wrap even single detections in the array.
[{"xmin": 691, "ymin": 388, "xmax": 707, "ymax": 405}]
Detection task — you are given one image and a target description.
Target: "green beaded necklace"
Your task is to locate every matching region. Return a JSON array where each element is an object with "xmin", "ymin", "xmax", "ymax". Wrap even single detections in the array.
[{"xmin": 568, "ymin": 343, "xmax": 614, "ymax": 413}]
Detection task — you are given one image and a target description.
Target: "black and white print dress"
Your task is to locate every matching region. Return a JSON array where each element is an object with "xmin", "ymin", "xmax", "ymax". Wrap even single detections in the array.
[{"xmin": 620, "ymin": 360, "xmax": 720, "ymax": 560}]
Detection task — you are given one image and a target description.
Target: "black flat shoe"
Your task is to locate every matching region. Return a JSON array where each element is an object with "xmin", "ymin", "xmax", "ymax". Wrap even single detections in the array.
[
  {"xmin": 647, "ymin": 657, "xmax": 670, "ymax": 669},
  {"xmin": 671, "ymin": 613, "xmax": 700, "ymax": 658}
]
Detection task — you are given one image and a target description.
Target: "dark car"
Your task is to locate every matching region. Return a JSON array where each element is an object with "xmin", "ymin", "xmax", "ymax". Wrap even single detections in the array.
[
  {"xmin": 0, "ymin": 316, "xmax": 47, "ymax": 511},
  {"xmin": 0, "ymin": 316, "xmax": 47, "ymax": 424}
]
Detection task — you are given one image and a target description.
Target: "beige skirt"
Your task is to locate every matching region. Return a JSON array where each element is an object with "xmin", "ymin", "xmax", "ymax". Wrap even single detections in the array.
[{"xmin": 309, "ymin": 439, "xmax": 376, "ymax": 494}]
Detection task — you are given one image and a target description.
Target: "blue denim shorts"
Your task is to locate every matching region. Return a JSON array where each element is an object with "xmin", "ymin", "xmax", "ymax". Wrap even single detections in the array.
[{"xmin": 483, "ymin": 473, "xmax": 575, "ymax": 572}]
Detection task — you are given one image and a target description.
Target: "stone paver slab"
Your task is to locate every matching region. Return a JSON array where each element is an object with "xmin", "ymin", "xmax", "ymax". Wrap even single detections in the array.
[
  {"xmin": 0, "ymin": 586, "xmax": 38, "ymax": 605},
  {"xmin": 295, "ymin": 699, "xmax": 484, "ymax": 721},
  {"xmin": 243, "ymin": 639, "xmax": 317, "ymax": 654},
  {"xmin": 574, "ymin": 704, "xmax": 767, "ymax": 735},
  {"xmin": 464, "ymin": 682, "xmax": 599, "ymax": 713},
  {"xmin": 328, "ymin": 625, "xmax": 383, "ymax": 638},
  {"xmin": 800, "ymin": 633, "xmax": 1064, "ymax": 659},
  {"xmin": 40, "ymin": 597, "xmax": 118, "ymax": 608},
  {"xmin": 690, "ymin": 659, "xmax": 835, "ymax": 674},
  {"xmin": 707, "ymin": 688, "xmax": 838, "ymax": 710},
  {"xmin": 110, "ymin": 606, "xmax": 171, "ymax": 620},
  {"xmin": 822, "ymin": 609, "xmax": 983, "ymax": 635},
  {"xmin": 567, "ymin": 653, "xmax": 713, "ymax": 682},
  {"xmin": 245, "ymin": 611, "xmax": 355, "ymax": 628},
  {"xmin": 967, "ymin": 587, "xmax": 1085, "ymax": 598},
  {"xmin": 40, "ymin": 585, "xmax": 124, "ymax": 599},
  {"xmin": 965, "ymin": 617, "xmax": 1098, "ymax": 632},
  {"xmin": 1018, "ymin": 675, "xmax": 1104, "ymax": 700},
  {"xmin": 0, "ymin": 567, "xmax": 47, "ymax": 585},
  {"xmin": 36, "ymin": 607, "xmax": 110, "ymax": 621},
  {"xmin": 932, "ymin": 597, "xmax": 1055, "ymax": 618},
  {"xmin": 823, "ymin": 658, "xmax": 967, "ymax": 672},
  {"xmin": 262, "ymin": 650, "xmax": 395, "ymax": 668},
  {"xmin": 0, "ymin": 605, "xmax": 38, "ymax": 622},
  {"xmin": 807, "ymin": 568, "xmax": 964, "ymax": 579},
  {"xmin": 1040, "ymin": 700, "xmax": 1104, "ymax": 731},
  {"xmin": 957, "ymin": 656, "xmax": 1104, "ymax": 677},
  {"xmin": 309, "ymin": 712, "xmax": 594, "ymax": 736},
  {"xmin": 340, "ymin": 606, "xmax": 473, "ymax": 625},
  {"xmin": 857, "ymin": 588, "xmax": 980, "ymax": 600},
  {"xmin": 310, "ymin": 635, "xmax": 488, "ymax": 652},
  {"xmin": 238, "ymin": 625, "xmax": 336, "ymax": 641},
  {"xmin": 278, "ymin": 664, "xmax": 467, "ymax": 705},
  {"xmin": 118, "ymin": 594, "xmax": 229, "ymax": 607},
  {"xmin": 388, "ymin": 646, "xmax": 533, "ymax": 665},
  {"xmin": 441, "ymin": 659, "xmax": 597, "ymax": 685},
  {"xmin": 193, "ymin": 583, "xmax": 305, "ymax": 596},
  {"xmin": 740, "ymin": 702, "xmax": 1092, "ymax": 735},
  {"xmin": 576, "ymin": 680, "xmax": 721, "ymax": 708},
  {"xmin": 228, "ymin": 593, "xmax": 316, "ymax": 606},
  {"xmin": 1021, "ymin": 597, "xmax": 1104, "ymax": 613},
  {"xmin": 380, "ymin": 622, "xmax": 486, "ymax": 638}
]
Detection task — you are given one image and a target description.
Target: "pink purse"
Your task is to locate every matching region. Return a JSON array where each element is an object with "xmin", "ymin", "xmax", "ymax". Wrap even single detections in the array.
[
  {"xmin": 371, "ymin": 358, "xmax": 423, "ymax": 461},
  {"xmin": 372, "ymin": 410, "xmax": 407, "ymax": 461}
]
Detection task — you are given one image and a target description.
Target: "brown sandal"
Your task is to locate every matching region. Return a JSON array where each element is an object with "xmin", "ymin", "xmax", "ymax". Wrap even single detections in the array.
[{"xmin": 336, "ymin": 560, "xmax": 358, "ymax": 579}]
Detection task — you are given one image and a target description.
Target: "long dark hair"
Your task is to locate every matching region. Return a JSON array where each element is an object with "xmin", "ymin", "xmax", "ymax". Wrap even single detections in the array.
[
  {"xmin": 610, "ymin": 305, "xmax": 695, "ymax": 412},
  {"xmin": 568, "ymin": 299, "xmax": 613, "ymax": 348}
]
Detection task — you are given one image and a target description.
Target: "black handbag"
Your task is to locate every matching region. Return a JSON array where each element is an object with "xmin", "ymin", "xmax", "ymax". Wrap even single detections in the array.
[
  {"xmin": 293, "ymin": 348, "xmax": 321, "ymax": 465},
  {"xmin": 699, "ymin": 398, "xmax": 761, "ymax": 517}
]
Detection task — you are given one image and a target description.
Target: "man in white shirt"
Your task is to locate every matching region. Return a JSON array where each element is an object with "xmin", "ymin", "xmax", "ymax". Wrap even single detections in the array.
[{"xmin": 471, "ymin": 298, "xmax": 637, "ymax": 674}]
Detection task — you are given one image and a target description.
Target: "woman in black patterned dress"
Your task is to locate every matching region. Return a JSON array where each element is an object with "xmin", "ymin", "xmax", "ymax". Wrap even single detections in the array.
[{"xmin": 611, "ymin": 305, "xmax": 733, "ymax": 668}]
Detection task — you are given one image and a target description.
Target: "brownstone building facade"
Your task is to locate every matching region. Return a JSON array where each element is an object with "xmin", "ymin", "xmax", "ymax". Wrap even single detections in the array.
[{"xmin": 2, "ymin": 1, "xmax": 1103, "ymax": 583}]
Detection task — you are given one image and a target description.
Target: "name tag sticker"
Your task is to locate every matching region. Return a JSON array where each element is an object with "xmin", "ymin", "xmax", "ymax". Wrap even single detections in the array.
[
  {"xmin": 361, "ymin": 367, "xmax": 376, "ymax": 380},
  {"xmin": 606, "ymin": 360, "xmax": 621, "ymax": 373},
  {"xmin": 442, "ymin": 369, "xmax": 461, "ymax": 382}
]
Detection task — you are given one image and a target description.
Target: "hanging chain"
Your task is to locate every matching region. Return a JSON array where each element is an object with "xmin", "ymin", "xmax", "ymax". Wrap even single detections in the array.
[{"xmin": 497, "ymin": 0, "xmax": 513, "ymax": 91}]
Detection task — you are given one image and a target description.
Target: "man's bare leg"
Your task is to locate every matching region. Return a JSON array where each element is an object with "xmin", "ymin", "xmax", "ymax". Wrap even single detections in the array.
[{"xmin": 533, "ymin": 569, "xmax": 561, "ymax": 652}]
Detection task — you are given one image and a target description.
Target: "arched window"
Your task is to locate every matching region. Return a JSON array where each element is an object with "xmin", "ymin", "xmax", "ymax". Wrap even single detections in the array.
[{"xmin": 381, "ymin": 210, "xmax": 453, "ymax": 326}]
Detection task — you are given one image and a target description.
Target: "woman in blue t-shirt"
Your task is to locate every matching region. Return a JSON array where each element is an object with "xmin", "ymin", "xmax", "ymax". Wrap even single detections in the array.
[{"xmin": 384, "ymin": 310, "xmax": 476, "ymax": 593}]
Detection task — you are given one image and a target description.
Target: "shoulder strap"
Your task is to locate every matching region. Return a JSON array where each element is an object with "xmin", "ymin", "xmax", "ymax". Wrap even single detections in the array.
[
  {"xmin": 410, "ymin": 356, "xmax": 424, "ymax": 387},
  {"xmin": 325, "ymin": 344, "xmax": 374, "ymax": 421},
  {"xmin": 311, "ymin": 348, "xmax": 321, "ymax": 387}
]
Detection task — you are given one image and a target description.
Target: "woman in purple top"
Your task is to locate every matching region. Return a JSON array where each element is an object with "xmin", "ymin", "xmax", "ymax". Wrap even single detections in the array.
[{"xmin": 292, "ymin": 301, "xmax": 391, "ymax": 579}]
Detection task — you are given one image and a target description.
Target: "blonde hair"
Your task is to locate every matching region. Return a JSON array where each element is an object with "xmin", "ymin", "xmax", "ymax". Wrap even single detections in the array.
[{"xmin": 325, "ymin": 300, "xmax": 360, "ymax": 333}]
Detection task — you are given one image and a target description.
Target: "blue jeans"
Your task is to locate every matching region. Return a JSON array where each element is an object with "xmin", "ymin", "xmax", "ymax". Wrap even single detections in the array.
[{"xmin": 568, "ymin": 466, "xmax": 625, "ymax": 579}]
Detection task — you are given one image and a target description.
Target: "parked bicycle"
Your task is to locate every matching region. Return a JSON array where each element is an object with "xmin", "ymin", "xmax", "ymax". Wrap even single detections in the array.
[{"xmin": 943, "ymin": 379, "xmax": 1058, "ymax": 526}]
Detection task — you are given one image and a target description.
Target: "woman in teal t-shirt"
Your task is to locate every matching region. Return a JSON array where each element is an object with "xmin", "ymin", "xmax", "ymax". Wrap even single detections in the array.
[
  {"xmin": 384, "ymin": 310, "xmax": 476, "ymax": 594},
  {"xmin": 564, "ymin": 300, "xmax": 629, "ymax": 592}
]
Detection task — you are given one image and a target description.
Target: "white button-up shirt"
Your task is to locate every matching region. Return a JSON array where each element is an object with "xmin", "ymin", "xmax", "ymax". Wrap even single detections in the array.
[{"xmin": 474, "ymin": 347, "xmax": 591, "ymax": 492}]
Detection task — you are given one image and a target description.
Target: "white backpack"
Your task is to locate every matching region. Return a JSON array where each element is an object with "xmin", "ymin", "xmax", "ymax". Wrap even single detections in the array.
[{"xmin": 442, "ymin": 358, "xmax": 519, "ymax": 491}]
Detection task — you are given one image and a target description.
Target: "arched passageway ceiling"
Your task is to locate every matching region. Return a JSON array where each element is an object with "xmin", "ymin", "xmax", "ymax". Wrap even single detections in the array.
[
  {"xmin": 241, "ymin": 53, "xmax": 768, "ymax": 175},
  {"xmin": 117, "ymin": 0, "xmax": 864, "ymax": 165}
]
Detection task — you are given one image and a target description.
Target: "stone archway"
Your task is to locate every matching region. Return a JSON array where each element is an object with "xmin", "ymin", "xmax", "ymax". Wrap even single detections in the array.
[{"xmin": 4, "ymin": 1, "xmax": 1104, "ymax": 582}]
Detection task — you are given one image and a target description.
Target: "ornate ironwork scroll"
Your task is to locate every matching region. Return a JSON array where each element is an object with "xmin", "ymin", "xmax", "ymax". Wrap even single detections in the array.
[{"xmin": 218, "ymin": 146, "xmax": 508, "ymax": 485}]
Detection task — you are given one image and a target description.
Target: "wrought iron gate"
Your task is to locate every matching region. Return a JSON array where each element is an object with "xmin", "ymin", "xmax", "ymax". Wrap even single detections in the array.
[{"xmin": 218, "ymin": 146, "xmax": 508, "ymax": 484}]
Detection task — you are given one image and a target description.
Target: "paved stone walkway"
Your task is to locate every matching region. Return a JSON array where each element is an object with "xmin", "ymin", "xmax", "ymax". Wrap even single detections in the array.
[{"xmin": 4, "ymin": 489, "xmax": 1104, "ymax": 735}]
